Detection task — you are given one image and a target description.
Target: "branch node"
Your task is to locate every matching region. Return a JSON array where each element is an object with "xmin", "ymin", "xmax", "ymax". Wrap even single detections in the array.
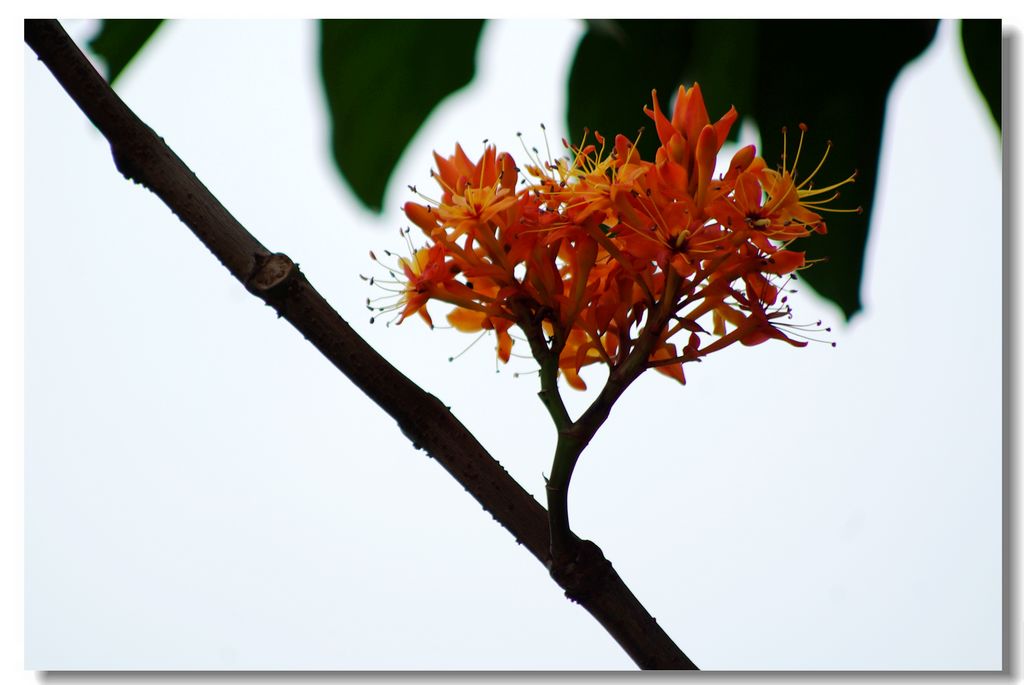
[
  {"xmin": 246, "ymin": 252, "xmax": 295, "ymax": 293},
  {"xmin": 549, "ymin": 539, "xmax": 612, "ymax": 604}
]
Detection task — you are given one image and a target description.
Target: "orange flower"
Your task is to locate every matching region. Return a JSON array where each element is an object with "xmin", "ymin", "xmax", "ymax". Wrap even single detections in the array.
[
  {"xmin": 710, "ymin": 125, "xmax": 858, "ymax": 250},
  {"xmin": 373, "ymin": 84, "xmax": 853, "ymax": 390},
  {"xmin": 645, "ymin": 84, "xmax": 738, "ymax": 210}
]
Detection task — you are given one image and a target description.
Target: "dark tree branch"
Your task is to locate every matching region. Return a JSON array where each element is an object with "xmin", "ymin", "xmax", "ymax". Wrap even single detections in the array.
[{"xmin": 24, "ymin": 19, "xmax": 697, "ymax": 670}]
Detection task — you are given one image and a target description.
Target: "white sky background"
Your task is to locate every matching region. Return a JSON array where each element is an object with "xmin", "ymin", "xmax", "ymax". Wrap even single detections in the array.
[{"xmin": 21, "ymin": 17, "xmax": 1002, "ymax": 670}]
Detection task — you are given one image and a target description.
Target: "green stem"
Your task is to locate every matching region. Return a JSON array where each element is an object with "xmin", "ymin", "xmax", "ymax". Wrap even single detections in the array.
[
  {"xmin": 512, "ymin": 301, "xmax": 570, "ymax": 430},
  {"xmin": 546, "ymin": 430, "xmax": 586, "ymax": 564},
  {"xmin": 542, "ymin": 268, "xmax": 686, "ymax": 563}
]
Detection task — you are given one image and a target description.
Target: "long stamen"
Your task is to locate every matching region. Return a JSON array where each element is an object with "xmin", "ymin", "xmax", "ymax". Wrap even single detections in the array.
[
  {"xmin": 516, "ymin": 131, "xmax": 546, "ymax": 178},
  {"xmin": 540, "ymin": 122, "xmax": 555, "ymax": 172},
  {"xmin": 791, "ymin": 123, "xmax": 807, "ymax": 179},
  {"xmin": 799, "ymin": 169, "xmax": 859, "ymax": 198},
  {"xmin": 448, "ymin": 330, "xmax": 489, "ymax": 362},
  {"xmin": 408, "ymin": 184, "xmax": 440, "ymax": 207},
  {"xmin": 775, "ymin": 319, "xmax": 837, "ymax": 347},
  {"xmin": 781, "ymin": 126, "xmax": 788, "ymax": 174},
  {"xmin": 430, "ymin": 169, "xmax": 460, "ymax": 198}
]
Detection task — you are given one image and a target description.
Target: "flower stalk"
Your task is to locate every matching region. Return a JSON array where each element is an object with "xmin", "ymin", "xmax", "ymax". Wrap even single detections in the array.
[{"xmin": 376, "ymin": 80, "xmax": 855, "ymax": 633}]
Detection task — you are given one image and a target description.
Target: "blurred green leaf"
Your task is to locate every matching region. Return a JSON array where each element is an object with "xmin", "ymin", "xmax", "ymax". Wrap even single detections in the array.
[
  {"xmin": 961, "ymin": 19, "xmax": 1001, "ymax": 130},
  {"xmin": 568, "ymin": 20, "xmax": 757, "ymax": 159},
  {"xmin": 87, "ymin": 19, "xmax": 164, "ymax": 84},
  {"xmin": 320, "ymin": 19, "xmax": 485, "ymax": 212},
  {"xmin": 568, "ymin": 20, "xmax": 693, "ymax": 161},
  {"xmin": 752, "ymin": 20, "xmax": 938, "ymax": 319},
  {"xmin": 680, "ymin": 20, "xmax": 758, "ymax": 142}
]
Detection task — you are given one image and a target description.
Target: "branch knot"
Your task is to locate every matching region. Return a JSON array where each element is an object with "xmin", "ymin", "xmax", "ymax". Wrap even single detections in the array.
[
  {"xmin": 550, "ymin": 539, "xmax": 613, "ymax": 604},
  {"xmin": 247, "ymin": 252, "xmax": 295, "ymax": 293}
]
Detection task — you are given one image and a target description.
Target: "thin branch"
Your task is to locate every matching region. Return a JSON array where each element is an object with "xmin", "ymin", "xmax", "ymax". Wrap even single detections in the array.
[
  {"xmin": 24, "ymin": 19, "xmax": 697, "ymax": 670},
  {"xmin": 508, "ymin": 300, "xmax": 571, "ymax": 431},
  {"xmin": 505, "ymin": 302, "xmax": 581, "ymax": 564},
  {"xmin": 574, "ymin": 268, "xmax": 685, "ymax": 442}
]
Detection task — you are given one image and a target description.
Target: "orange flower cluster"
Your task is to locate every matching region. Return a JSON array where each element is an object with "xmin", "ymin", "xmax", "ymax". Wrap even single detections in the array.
[{"xmin": 372, "ymin": 84, "xmax": 855, "ymax": 390}]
